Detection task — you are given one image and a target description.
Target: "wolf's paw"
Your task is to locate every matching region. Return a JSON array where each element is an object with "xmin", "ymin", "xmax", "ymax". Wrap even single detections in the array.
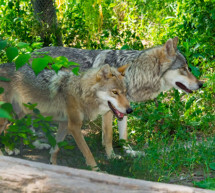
[
  {"xmin": 123, "ymin": 145, "xmax": 145, "ymax": 157},
  {"xmin": 6, "ymin": 148, "xmax": 20, "ymax": 155},
  {"xmin": 98, "ymin": 169, "xmax": 108, "ymax": 174},
  {"xmin": 91, "ymin": 165, "xmax": 101, "ymax": 172},
  {"xmin": 107, "ymin": 151, "xmax": 122, "ymax": 159},
  {"xmin": 5, "ymin": 148, "xmax": 20, "ymax": 155},
  {"xmin": 33, "ymin": 140, "xmax": 51, "ymax": 150}
]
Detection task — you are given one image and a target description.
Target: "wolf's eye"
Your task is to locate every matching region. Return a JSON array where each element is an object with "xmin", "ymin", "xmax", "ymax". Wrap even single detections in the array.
[{"xmin": 112, "ymin": 90, "xmax": 118, "ymax": 95}]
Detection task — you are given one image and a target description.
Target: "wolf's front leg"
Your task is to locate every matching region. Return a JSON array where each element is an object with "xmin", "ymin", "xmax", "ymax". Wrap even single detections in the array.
[
  {"xmin": 118, "ymin": 116, "xmax": 145, "ymax": 157},
  {"xmin": 117, "ymin": 116, "xmax": 128, "ymax": 141},
  {"xmin": 68, "ymin": 118, "xmax": 98, "ymax": 170},
  {"xmin": 102, "ymin": 111, "xmax": 115, "ymax": 158}
]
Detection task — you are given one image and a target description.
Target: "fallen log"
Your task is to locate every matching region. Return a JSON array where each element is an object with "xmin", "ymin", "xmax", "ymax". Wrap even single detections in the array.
[{"xmin": 0, "ymin": 156, "xmax": 213, "ymax": 193}]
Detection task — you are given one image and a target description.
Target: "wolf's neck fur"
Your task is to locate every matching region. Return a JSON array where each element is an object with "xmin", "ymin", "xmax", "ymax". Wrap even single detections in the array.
[
  {"xmin": 51, "ymin": 69, "xmax": 103, "ymax": 121},
  {"xmin": 125, "ymin": 47, "xmax": 173, "ymax": 102}
]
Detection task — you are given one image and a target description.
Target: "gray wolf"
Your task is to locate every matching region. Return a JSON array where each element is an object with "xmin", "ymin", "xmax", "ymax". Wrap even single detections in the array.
[
  {"xmin": 34, "ymin": 37, "xmax": 203, "ymax": 156},
  {"xmin": 0, "ymin": 63, "xmax": 132, "ymax": 169}
]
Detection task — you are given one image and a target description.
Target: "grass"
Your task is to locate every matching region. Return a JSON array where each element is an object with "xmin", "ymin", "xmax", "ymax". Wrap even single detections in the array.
[
  {"xmin": 3, "ymin": 106, "xmax": 215, "ymax": 189},
  {"xmin": 80, "ymin": 88, "xmax": 215, "ymax": 189}
]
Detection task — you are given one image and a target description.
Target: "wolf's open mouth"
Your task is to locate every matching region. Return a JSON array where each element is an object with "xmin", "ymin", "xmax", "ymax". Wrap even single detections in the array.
[
  {"xmin": 176, "ymin": 82, "xmax": 193, "ymax": 93},
  {"xmin": 108, "ymin": 101, "xmax": 124, "ymax": 119}
]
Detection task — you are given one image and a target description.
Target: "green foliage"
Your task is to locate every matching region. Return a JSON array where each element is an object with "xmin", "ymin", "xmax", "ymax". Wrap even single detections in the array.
[
  {"xmin": 0, "ymin": 40, "xmax": 7, "ymax": 51},
  {"xmin": 0, "ymin": 0, "xmax": 39, "ymax": 43},
  {"xmin": 15, "ymin": 53, "xmax": 31, "ymax": 69},
  {"xmin": 6, "ymin": 47, "xmax": 19, "ymax": 62},
  {"xmin": 195, "ymin": 163, "xmax": 215, "ymax": 189},
  {"xmin": 0, "ymin": 108, "xmax": 11, "ymax": 119},
  {"xmin": 0, "ymin": 103, "xmax": 57, "ymax": 151},
  {"xmin": 0, "ymin": 39, "xmax": 80, "ymax": 74},
  {"xmin": 31, "ymin": 57, "xmax": 50, "ymax": 75},
  {"xmin": 209, "ymin": 163, "xmax": 215, "ymax": 171},
  {"xmin": 193, "ymin": 178, "xmax": 215, "ymax": 190},
  {"xmin": 0, "ymin": 76, "xmax": 10, "ymax": 82}
]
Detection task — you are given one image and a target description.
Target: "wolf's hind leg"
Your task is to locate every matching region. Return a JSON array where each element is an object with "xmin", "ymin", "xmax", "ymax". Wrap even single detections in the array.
[
  {"xmin": 50, "ymin": 122, "xmax": 68, "ymax": 165},
  {"xmin": 0, "ymin": 119, "xmax": 9, "ymax": 135}
]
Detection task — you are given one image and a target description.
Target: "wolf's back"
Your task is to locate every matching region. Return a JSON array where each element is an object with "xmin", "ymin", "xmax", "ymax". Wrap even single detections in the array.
[{"xmin": 0, "ymin": 63, "xmax": 16, "ymax": 79}]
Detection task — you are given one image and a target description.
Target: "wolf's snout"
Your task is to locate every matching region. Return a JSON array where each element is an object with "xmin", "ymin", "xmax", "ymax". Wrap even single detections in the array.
[
  {"xmin": 126, "ymin": 108, "xmax": 133, "ymax": 114},
  {"xmin": 198, "ymin": 81, "xmax": 203, "ymax": 88}
]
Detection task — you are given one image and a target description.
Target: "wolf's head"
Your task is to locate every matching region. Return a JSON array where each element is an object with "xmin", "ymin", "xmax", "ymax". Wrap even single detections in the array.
[
  {"xmin": 95, "ymin": 64, "xmax": 133, "ymax": 119},
  {"xmin": 161, "ymin": 37, "xmax": 203, "ymax": 93}
]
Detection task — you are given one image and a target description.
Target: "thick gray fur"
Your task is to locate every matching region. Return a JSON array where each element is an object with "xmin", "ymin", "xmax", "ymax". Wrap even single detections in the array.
[{"xmin": 33, "ymin": 43, "xmax": 187, "ymax": 102}]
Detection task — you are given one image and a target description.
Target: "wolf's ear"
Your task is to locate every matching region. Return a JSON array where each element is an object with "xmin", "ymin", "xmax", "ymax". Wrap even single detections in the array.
[
  {"xmin": 173, "ymin": 36, "xmax": 178, "ymax": 50},
  {"xmin": 96, "ymin": 64, "xmax": 111, "ymax": 81},
  {"xmin": 117, "ymin": 64, "xmax": 130, "ymax": 76},
  {"xmin": 164, "ymin": 38, "xmax": 177, "ymax": 56}
]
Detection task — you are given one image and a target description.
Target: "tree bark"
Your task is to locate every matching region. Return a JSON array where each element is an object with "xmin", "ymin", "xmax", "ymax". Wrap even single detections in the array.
[
  {"xmin": 0, "ymin": 156, "xmax": 213, "ymax": 193},
  {"xmin": 31, "ymin": 0, "xmax": 63, "ymax": 46}
]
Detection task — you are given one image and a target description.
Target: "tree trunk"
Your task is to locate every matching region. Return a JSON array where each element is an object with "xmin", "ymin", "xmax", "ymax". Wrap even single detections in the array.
[
  {"xmin": 0, "ymin": 156, "xmax": 213, "ymax": 193},
  {"xmin": 31, "ymin": 0, "xmax": 63, "ymax": 46}
]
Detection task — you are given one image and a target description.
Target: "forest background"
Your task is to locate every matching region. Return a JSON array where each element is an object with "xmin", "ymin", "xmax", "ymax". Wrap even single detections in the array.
[{"xmin": 0, "ymin": 0, "xmax": 214, "ymax": 190}]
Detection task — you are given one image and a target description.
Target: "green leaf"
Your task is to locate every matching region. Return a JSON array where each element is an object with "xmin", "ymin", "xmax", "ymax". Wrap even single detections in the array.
[
  {"xmin": 32, "ymin": 58, "xmax": 49, "ymax": 75},
  {"xmin": 58, "ymin": 141, "xmax": 68, "ymax": 147},
  {"xmin": 193, "ymin": 178, "xmax": 215, "ymax": 190},
  {"xmin": 0, "ymin": 108, "xmax": 11, "ymax": 119},
  {"xmin": 33, "ymin": 108, "xmax": 40, "ymax": 114},
  {"xmin": 0, "ymin": 87, "xmax": 4, "ymax": 94},
  {"xmin": 71, "ymin": 67, "xmax": 80, "ymax": 75},
  {"xmin": 189, "ymin": 64, "xmax": 201, "ymax": 77},
  {"xmin": 51, "ymin": 63, "xmax": 63, "ymax": 73},
  {"xmin": 209, "ymin": 163, "xmax": 215, "ymax": 170},
  {"xmin": 64, "ymin": 145, "xmax": 74, "ymax": 150},
  {"xmin": 193, "ymin": 43, "xmax": 200, "ymax": 51},
  {"xmin": 17, "ymin": 42, "xmax": 30, "ymax": 49},
  {"xmin": 54, "ymin": 56, "xmax": 68, "ymax": 64},
  {"xmin": 0, "ymin": 101, "xmax": 5, "ymax": 105},
  {"xmin": 31, "ymin": 42, "xmax": 43, "ymax": 49},
  {"xmin": 47, "ymin": 134, "xmax": 56, "ymax": 147},
  {"xmin": 43, "ymin": 55, "xmax": 54, "ymax": 64},
  {"xmin": 183, "ymin": 41, "xmax": 190, "ymax": 52},
  {"xmin": 0, "ymin": 40, "xmax": 7, "ymax": 52},
  {"xmin": 185, "ymin": 96, "xmax": 195, "ymax": 110},
  {"xmin": 0, "ymin": 76, "xmax": 10, "ymax": 82},
  {"xmin": 42, "ymin": 116, "xmax": 52, "ymax": 122},
  {"xmin": 23, "ymin": 103, "xmax": 38, "ymax": 110},
  {"xmin": 121, "ymin": 45, "xmax": 130, "ymax": 50},
  {"xmin": 18, "ymin": 133, "xmax": 27, "ymax": 138},
  {"xmin": 1, "ymin": 103, "xmax": 13, "ymax": 113},
  {"xmin": 58, "ymin": 141, "xmax": 74, "ymax": 150},
  {"xmin": 15, "ymin": 54, "xmax": 31, "ymax": 69},
  {"xmin": 67, "ymin": 61, "xmax": 80, "ymax": 66},
  {"xmin": 6, "ymin": 47, "xmax": 19, "ymax": 62}
]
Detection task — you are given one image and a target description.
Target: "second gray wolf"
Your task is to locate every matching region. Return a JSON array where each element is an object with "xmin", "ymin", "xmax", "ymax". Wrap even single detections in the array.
[
  {"xmin": 33, "ymin": 37, "xmax": 203, "ymax": 155},
  {"xmin": 0, "ymin": 63, "xmax": 132, "ymax": 169}
]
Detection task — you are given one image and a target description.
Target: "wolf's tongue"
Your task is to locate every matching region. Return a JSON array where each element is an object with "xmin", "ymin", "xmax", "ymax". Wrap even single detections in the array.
[{"xmin": 116, "ymin": 109, "xmax": 124, "ymax": 119}]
